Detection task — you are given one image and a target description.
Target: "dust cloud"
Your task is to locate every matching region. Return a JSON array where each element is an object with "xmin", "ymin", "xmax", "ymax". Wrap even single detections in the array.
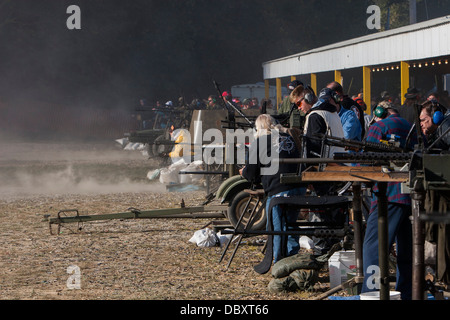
[{"xmin": 0, "ymin": 140, "xmax": 166, "ymax": 199}]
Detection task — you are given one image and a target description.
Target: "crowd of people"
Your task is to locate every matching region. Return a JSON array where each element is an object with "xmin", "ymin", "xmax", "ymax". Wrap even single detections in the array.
[
  {"xmin": 139, "ymin": 79, "xmax": 450, "ymax": 299},
  {"xmin": 240, "ymin": 79, "xmax": 450, "ymax": 300},
  {"xmin": 140, "ymin": 83, "xmax": 450, "ymax": 127},
  {"xmin": 140, "ymin": 92, "xmax": 275, "ymax": 114},
  {"xmin": 135, "ymin": 92, "xmax": 277, "ymax": 131}
]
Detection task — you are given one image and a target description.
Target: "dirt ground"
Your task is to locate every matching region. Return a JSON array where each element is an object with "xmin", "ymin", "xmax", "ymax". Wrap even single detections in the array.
[{"xmin": 0, "ymin": 140, "xmax": 335, "ymax": 301}]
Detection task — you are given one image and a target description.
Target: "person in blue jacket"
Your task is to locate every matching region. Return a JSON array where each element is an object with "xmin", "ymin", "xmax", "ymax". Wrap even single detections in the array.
[{"xmin": 327, "ymin": 81, "xmax": 362, "ymax": 141}]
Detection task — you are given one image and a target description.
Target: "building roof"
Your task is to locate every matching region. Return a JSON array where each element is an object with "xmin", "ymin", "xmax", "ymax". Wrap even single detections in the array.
[{"xmin": 262, "ymin": 15, "xmax": 450, "ymax": 79}]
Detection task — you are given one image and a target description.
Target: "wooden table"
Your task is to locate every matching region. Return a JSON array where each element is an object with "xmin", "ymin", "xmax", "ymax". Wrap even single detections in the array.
[{"xmin": 295, "ymin": 165, "xmax": 408, "ymax": 300}]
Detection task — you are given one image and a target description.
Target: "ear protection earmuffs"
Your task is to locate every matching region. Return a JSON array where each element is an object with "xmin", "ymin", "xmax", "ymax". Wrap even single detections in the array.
[
  {"xmin": 331, "ymin": 90, "xmax": 343, "ymax": 104},
  {"xmin": 430, "ymin": 100, "xmax": 445, "ymax": 125},
  {"xmin": 433, "ymin": 110, "xmax": 444, "ymax": 125},
  {"xmin": 304, "ymin": 85, "xmax": 316, "ymax": 104},
  {"xmin": 374, "ymin": 105, "xmax": 388, "ymax": 119}
]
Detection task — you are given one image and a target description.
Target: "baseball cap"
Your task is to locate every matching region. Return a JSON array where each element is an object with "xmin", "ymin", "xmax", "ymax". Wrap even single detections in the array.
[
  {"xmin": 318, "ymin": 87, "xmax": 334, "ymax": 101},
  {"xmin": 287, "ymin": 80, "xmax": 304, "ymax": 91}
]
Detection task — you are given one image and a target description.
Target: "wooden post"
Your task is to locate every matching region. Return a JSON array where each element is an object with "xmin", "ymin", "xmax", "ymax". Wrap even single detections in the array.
[
  {"xmin": 401, "ymin": 61, "xmax": 410, "ymax": 105},
  {"xmin": 335, "ymin": 70, "xmax": 342, "ymax": 85},
  {"xmin": 363, "ymin": 66, "xmax": 372, "ymax": 115},
  {"xmin": 276, "ymin": 78, "xmax": 282, "ymax": 111},
  {"xmin": 264, "ymin": 79, "xmax": 270, "ymax": 100},
  {"xmin": 311, "ymin": 73, "xmax": 317, "ymax": 95}
]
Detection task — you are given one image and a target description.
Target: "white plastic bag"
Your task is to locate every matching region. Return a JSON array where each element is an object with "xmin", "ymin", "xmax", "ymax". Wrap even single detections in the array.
[
  {"xmin": 159, "ymin": 159, "xmax": 188, "ymax": 184},
  {"xmin": 189, "ymin": 228, "xmax": 219, "ymax": 247},
  {"xmin": 217, "ymin": 229, "xmax": 233, "ymax": 247},
  {"xmin": 187, "ymin": 160, "xmax": 204, "ymax": 183},
  {"xmin": 180, "ymin": 160, "xmax": 204, "ymax": 184},
  {"xmin": 299, "ymin": 236, "xmax": 314, "ymax": 250},
  {"xmin": 147, "ymin": 169, "xmax": 160, "ymax": 180},
  {"xmin": 159, "ymin": 168, "xmax": 179, "ymax": 184}
]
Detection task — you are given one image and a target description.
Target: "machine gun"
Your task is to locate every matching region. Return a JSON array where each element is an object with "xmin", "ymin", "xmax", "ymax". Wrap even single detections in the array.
[
  {"xmin": 135, "ymin": 106, "xmax": 186, "ymax": 113},
  {"xmin": 311, "ymin": 133, "xmax": 406, "ymax": 153},
  {"xmin": 281, "ymin": 124, "xmax": 450, "ymax": 299},
  {"xmin": 213, "ymin": 80, "xmax": 254, "ymax": 129}
]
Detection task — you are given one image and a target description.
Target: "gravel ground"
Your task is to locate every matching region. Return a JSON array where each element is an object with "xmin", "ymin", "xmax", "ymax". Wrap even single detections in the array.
[{"xmin": 0, "ymin": 140, "xmax": 332, "ymax": 301}]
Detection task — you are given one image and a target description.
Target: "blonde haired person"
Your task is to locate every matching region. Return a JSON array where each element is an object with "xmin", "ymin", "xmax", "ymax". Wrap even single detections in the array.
[
  {"xmin": 254, "ymin": 113, "xmax": 277, "ymax": 137},
  {"xmin": 241, "ymin": 114, "xmax": 306, "ymax": 264}
]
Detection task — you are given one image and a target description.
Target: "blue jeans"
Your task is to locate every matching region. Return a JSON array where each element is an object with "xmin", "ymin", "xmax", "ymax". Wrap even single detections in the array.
[
  {"xmin": 361, "ymin": 202, "xmax": 412, "ymax": 300},
  {"xmin": 266, "ymin": 187, "xmax": 306, "ymax": 263}
]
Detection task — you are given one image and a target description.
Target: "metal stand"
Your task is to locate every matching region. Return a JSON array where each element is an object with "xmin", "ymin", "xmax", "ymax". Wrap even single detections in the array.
[
  {"xmin": 313, "ymin": 182, "xmax": 392, "ymax": 300},
  {"xmin": 411, "ymin": 178, "xmax": 426, "ymax": 300},
  {"xmin": 313, "ymin": 276, "xmax": 361, "ymax": 300},
  {"xmin": 219, "ymin": 189, "xmax": 265, "ymax": 268},
  {"xmin": 312, "ymin": 183, "xmax": 365, "ymax": 300},
  {"xmin": 377, "ymin": 182, "xmax": 390, "ymax": 300},
  {"xmin": 227, "ymin": 194, "xmax": 352, "ymax": 276},
  {"xmin": 352, "ymin": 183, "xmax": 365, "ymax": 285}
]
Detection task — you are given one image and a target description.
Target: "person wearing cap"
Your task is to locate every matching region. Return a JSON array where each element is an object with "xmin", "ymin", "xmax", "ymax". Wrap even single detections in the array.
[
  {"xmin": 327, "ymin": 81, "xmax": 363, "ymax": 141},
  {"xmin": 353, "ymin": 97, "xmax": 367, "ymax": 112},
  {"xmin": 278, "ymin": 80, "xmax": 304, "ymax": 128},
  {"xmin": 221, "ymin": 91, "xmax": 240, "ymax": 109},
  {"xmin": 361, "ymin": 100, "xmax": 416, "ymax": 300},
  {"xmin": 222, "ymin": 91, "xmax": 232, "ymax": 101},
  {"xmin": 399, "ymin": 87, "xmax": 421, "ymax": 125},
  {"xmin": 290, "ymin": 86, "xmax": 346, "ymax": 198},
  {"xmin": 289, "ymin": 86, "xmax": 347, "ymax": 253},
  {"xmin": 221, "ymin": 91, "xmax": 234, "ymax": 107},
  {"xmin": 290, "ymin": 86, "xmax": 345, "ymax": 159}
]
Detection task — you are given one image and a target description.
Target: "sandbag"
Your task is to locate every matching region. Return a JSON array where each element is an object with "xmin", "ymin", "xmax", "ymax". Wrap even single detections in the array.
[
  {"xmin": 267, "ymin": 276, "xmax": 298, "ymax": 294},
  {"xmin": 290, "ymin": 269, "xmax": 319, "ymax": 292},
  {"xmin": 268, "ymin": 270, "xmax": 318, "ymax": 293},
  {"xmin": 271, "ymin": 253, "xmax": 322, "ymax": 279}
]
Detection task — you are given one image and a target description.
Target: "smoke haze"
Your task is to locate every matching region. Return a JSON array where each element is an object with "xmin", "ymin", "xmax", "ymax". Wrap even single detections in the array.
[
  {"xmin": 0, "ymin": 0, "xmax": 450, "ymax": 140},
  {"xmin": 0, "ymin": 140, "xmax": 165, "ymax": 198}
]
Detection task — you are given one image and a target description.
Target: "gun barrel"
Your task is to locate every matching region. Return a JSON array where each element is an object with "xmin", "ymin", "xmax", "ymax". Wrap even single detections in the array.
[
  {"xmin": 277, "ymin": 152, "xmax": 411, "ymax": 164},
  {"xmin": 311, "ymin": 133, "xmax": 405, "ymax": 153},
  {"xmin": 276, "ymin": 158, "xmax": 368, "ymax": 164},
  {"xmin": 213, "ymin": 79, "xmax": 254, "ymax": 127}
]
